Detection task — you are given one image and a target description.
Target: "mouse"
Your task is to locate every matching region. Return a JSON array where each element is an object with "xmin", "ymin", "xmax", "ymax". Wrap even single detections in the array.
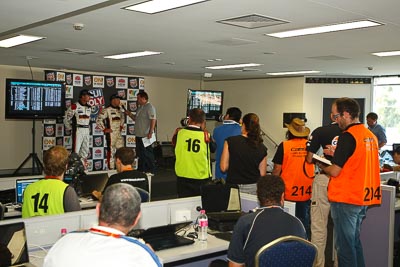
[{"xmin": 187, "ymin": 232, "xmax": 198, "ymax": 239}]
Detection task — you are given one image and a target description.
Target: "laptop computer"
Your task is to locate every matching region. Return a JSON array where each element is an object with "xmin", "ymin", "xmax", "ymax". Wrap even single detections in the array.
[
  {"xmin": 201, "ymin": 183, "xmax": 243, "ymax": 231},
  {"xmin": 15, "ymin": 178, "xmax": 41, "ymax": 204},
  {"xmin": 0, "ymin": 221, "xmax": 36, "ymax": 266},
  {"xmin": 77, "ymin": 173, "xmax": 109, "ymax": 197},
  {"xmin": 136, "ymin": 222, "xmax": 194, "ymax": 251}
]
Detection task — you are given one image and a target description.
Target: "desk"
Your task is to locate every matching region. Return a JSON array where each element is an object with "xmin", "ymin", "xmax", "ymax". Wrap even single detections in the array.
[
  {"xmin": 159, "ymin": 234, "xmax": 229, "ymax": 266},
  {"xmin": 28, "ymin": 231, "xmax": 229, "ymax": 267},
  {"xmin": 4, "ymin": 198, "xmax": 98, "ymax": 218}
]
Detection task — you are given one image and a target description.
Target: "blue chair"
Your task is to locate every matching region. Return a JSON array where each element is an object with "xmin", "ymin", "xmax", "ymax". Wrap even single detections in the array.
[
  {"xmin": 255, "ymin": 235, "xmax": 318, "ymax": 267},
  {"xmin": 135, "ymin": 187, "xmax": 150, "ymax": 202}
]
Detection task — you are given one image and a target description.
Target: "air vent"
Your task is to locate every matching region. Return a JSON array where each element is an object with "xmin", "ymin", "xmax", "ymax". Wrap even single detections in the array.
[
  {"xmin": 56, "ymin": 48, "xmax": 98, "ymax": 55},
  {"xmin": 307, "ymin": 55, "xmax": 349, "ymax": 61},
  {"xmin": 209, "ymin": 37, "xmax": 258, "ymax": 46},
  {"xmin": 218, "ymin": 14, "xmax": 289, "ymax": 29},
  {"xmin": 234, "ymin": 68, "xmax": 261, "ymax": 72}
]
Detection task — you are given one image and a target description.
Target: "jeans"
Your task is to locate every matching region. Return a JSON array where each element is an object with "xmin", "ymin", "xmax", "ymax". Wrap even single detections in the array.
[
  {"xmin": 295, "ymin": 199, "xmax": 311, "ymax": 239},
  {"xmin": 135, "ymin": 137, "xmax": 155, "ymax": 173},
  {"xmin": 331, "ymin": 202, "xmax": 367, "ymax": 267}
]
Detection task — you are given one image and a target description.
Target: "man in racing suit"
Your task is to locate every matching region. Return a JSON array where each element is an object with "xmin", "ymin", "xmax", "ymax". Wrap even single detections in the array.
[
  {"xmin": 64, "ymin": 89, "xmax": 93, "ymax": 163},
  {"xmin": 96, "ymin": 94, "xmax": 125, "ymax": 169}
]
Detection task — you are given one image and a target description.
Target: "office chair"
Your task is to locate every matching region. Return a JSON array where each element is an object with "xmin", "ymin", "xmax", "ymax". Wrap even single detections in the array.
[
  {"xmin": 0, "ymin": 202, "xmax": 5, "ymax": 220},
  {"xmin": 135, "ymin": 187, "xmax": 150, "ymax": 202},
  {"xmin": 255, "ymin": 235, "xmax": 318, "ymax": 267}
]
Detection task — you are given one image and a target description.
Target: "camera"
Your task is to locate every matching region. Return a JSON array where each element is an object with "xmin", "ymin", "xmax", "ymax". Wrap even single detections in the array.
[
  {"xmin": 215, "ymin": 114, "xmax": 224, "ymax": 122},
  {"xmin": 180, "ymin": 117, "xmax": 189, "ymax": 127}
]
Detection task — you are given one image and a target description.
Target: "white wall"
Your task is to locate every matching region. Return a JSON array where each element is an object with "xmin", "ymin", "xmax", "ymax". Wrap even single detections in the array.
[
  {"xmin": 0, "ymin": 65, "xmax": 46, "ymax": 172},
  {"xmin": 145, "ymin": 77, "xmax": 200, "ymax": 142},
  {"xmin": 303, "ymin": 83, "xmax": 372, "ymax": 132},
  {"xmin": 205, "ymin": 77, "xmax": 305, "ymax": 154}
]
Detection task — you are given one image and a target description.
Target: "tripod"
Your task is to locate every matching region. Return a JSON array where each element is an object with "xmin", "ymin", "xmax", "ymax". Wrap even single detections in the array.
[{"xmin": 13, "ymin": 119, "xmax": 43, "ymax": 175}]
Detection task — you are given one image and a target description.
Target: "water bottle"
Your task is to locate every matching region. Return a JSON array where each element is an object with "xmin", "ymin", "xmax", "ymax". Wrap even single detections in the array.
[
  {"xmin": 198, "ymin": 209, "xmax": 208, "ymax": 241},
  {"xmin": 60, "ymin": 228, "xmax": 67, "ymax": 238}
]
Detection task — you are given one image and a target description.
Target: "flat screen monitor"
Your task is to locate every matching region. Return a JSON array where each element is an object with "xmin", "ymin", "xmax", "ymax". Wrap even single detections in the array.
[
  {"xmin": 186, "ymin": 89, "xmax": 223, "ymax": 120},
  {"xmin": 15, "ymin": 178, "xmax": 41, "ymax": 204},
  {"xmin": 5, "ymin": 78, "xmax": 65, "ymax": 119}
]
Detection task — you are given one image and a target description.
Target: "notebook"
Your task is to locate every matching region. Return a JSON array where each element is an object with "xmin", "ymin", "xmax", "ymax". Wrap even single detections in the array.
[
  {"xmin": 201, "ymin": 183, "xmax": 243, "ymax": 231},
  {"xmin": 0, "ymin": 222, "xmax": 36, "ymax": 266},
  {"xmin": 77, "ymin": 173, "xmax": 109, "ymax": 197},
  {"xmin": 15, "ymin": 178, "xmax": 41, "ymax": 204},
  {"xmin": 137, "ymin": 222, "xmax": 194, "ymax": 251}
]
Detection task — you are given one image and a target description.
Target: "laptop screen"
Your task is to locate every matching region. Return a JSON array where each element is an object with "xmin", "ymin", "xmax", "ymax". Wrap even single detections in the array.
[
  {"xmin": 78, "ymin": 173, "xmax": 109, "ymax": 196},
  {"xmin": 0, "ymin": 222, "xmax": 30, "ymax": 266},
  {"xmin": 201, "ymin": 184, "xmax": 241, "ymax": 212},
  {"xmin": 15, "ymin": 178, "xmax": 41, "ymax": 204},
  {"xmin": 138, "ymin": 222, "xmax": 194, "ymax": 251}
]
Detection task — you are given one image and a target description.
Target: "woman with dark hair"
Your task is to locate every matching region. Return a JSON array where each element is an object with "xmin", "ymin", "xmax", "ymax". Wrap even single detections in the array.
[{"xmin": 220, "ymin": 113, "xmax": 268, "ymax": 194}]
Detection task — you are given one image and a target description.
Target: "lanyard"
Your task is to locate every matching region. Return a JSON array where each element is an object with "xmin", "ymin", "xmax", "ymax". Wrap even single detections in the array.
[
  {"xmin": 45, "ymin": 176, "xmax": 59, "ymax": 179},
  {"xmin": 89, "ymin": 227, "xmax": 122, "ymax": 238}
]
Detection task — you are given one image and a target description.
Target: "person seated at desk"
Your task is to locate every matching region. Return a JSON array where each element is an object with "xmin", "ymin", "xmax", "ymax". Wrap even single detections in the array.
[
  {"xmin": 43, "ymin": 183, "xmax": 162, "ymax": 267},
  {"xmin": 22, "ymin": 146, "xmax": 81, "ymax": 218},
  {"xmin": 93, "ymin": 147, "xmax": 148, "ymax": 200},
  {"xmin": 211, "ymin": 175, "xmax": 307, "ymax": 267},
  {"xmin": 392, "ymin": 146, "xmax": 400, "ymax": 171}
]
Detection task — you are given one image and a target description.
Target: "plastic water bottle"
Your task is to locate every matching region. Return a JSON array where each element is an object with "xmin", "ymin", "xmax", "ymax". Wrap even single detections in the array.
[
  {"xmin": 60, "ymin": 228, "xmax": 67, "ymax": 238},
  {"xmin": 198, "ymin": 210, "xmax": 208, "ymax": 241}
]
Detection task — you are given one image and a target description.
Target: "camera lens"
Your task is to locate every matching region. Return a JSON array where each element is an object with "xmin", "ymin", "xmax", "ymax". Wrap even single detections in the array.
[
  {"xmin": 215, "ymin": 114, "xmax": 224, "ymax": 122},
  {"xmin": 180, "ymin": 118, "xmax": 189, "ymax": 127}
]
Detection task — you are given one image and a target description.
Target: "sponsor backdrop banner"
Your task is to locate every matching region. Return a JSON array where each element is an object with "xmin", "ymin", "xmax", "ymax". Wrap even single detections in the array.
[{"xmin": 44, "ymin": 70, "xmax": 145, "ymax": 171}]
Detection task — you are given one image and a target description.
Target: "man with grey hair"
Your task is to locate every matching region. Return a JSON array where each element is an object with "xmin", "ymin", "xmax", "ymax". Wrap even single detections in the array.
[{"xmin": 43, "ymin": 183, "xmax": 162, "ymax": 267}]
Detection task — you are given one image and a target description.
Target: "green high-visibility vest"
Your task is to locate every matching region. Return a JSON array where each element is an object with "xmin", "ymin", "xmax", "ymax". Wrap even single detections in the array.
[
  {"xmin": 22, "ymin": 179, "xmax": 68, "ymax": 218},
  {"xmin": 175, "ymin": 128, "xmax": 211, "ymax": 179}
]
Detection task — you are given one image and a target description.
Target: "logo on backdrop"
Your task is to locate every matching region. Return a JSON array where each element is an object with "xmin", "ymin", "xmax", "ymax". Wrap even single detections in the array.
[
  {"xmin": 106, "ymin": 77, "xmax": 114, "ymax": 87},
  {"xmin": 45, "ymin": 125, "xmax": 55, "ymax": 137}
]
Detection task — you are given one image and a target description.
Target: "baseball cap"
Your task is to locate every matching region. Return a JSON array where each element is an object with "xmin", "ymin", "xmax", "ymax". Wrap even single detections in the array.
[
  {"xmin": 79, "ymin": 89, "xmax": 93, "ymax": 97},
  {"xmin": 110, "ymin": 93, "xmax": 121, "ymax": 101}
]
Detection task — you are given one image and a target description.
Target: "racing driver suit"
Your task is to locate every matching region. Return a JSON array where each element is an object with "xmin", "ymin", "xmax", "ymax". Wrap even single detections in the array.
[
  {"xmin": 96, "ymin": 105, "xmax": 125, "ymax": 169},
  {"xmin": 64, "ymin": 101, "xmax": 92, "ymax": 160}
]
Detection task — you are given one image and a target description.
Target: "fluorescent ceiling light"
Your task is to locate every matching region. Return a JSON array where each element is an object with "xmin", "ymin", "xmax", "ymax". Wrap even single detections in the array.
[
  {"xmin": 0, "ymin": 35, "xmax": 45, "ymax": 48},
  {"xmin": 205, "ymin": 63, "xmax": 262, "ymax": 70},
  {"xmin": 124, "ymin": 0, "xmax": 208, "ymax": 14},
  {"xmin": 104, "ymin": 51, "xmax": 163, "ymax": 59},
  {"xmin": 266, "ymin": 20, "xmax": 382, "ymax": 38},
  {"xmin": 372, "ymin": 51, "xmax": 400, "ymax": 57},
  {"xmin": 266, "ymin": 70, "xmax": 321, "ymax": 76}
]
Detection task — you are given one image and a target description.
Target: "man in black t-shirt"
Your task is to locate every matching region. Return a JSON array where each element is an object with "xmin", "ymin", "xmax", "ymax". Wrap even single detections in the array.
[
  {"xmin": 93, "ymin": 147, "xmax": 148, "ymax": 200},
  {"xmin": 306, "ymin": 121, "xmax": 341, "ymax": 267}
]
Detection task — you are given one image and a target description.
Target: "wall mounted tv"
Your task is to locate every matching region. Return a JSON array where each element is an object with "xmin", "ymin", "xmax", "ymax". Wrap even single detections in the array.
[
  {"xmin": 186, "ymin": 89, "xmax": 224, "ymax": 120},
  {"xmin": 5, "ymin": 79, "xmax": 65, "ymax": 119}
]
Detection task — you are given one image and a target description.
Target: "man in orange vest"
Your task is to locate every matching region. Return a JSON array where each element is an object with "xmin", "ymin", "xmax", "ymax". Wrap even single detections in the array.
[{"xmin": 319, "ymin": 97, "xmax": 381, "ymax": 267}]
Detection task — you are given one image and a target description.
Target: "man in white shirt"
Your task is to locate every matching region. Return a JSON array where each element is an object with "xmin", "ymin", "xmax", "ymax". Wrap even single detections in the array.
[{"xmin": 43, "ymin": 183, "xmax": 162, "ymax": 267}]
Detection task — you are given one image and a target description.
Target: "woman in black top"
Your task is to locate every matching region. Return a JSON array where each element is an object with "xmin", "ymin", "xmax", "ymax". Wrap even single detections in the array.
[{"xmin": 220, "ymin": 113, "xmax": 268, "ymax": 194}]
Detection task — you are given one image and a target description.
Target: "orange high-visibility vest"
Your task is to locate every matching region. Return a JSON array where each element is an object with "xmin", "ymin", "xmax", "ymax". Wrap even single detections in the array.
[
  {"xmin": 328, "ymin": 124, "xmax": 381, "ymax": 206},
  {"xmin": 281, "ymin": 139, "xmax": 314, "ymax": 201}
]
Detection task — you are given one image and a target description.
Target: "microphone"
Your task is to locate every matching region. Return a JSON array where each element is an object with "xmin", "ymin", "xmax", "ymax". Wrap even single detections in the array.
[{"xmin": 120, "ymin": 105, "xmax": 126, "ymax": 111}]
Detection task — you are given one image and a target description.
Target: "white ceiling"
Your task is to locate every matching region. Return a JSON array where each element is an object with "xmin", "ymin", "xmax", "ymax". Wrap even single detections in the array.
[{"xmin": 1, "ymin": 0, "xmax": 400, "ymax": 81}]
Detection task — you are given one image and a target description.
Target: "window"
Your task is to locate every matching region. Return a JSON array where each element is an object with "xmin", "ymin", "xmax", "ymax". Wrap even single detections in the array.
[{"xmin": 373, "ymin": 77, "xmax": 400, "ymax": 150}]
